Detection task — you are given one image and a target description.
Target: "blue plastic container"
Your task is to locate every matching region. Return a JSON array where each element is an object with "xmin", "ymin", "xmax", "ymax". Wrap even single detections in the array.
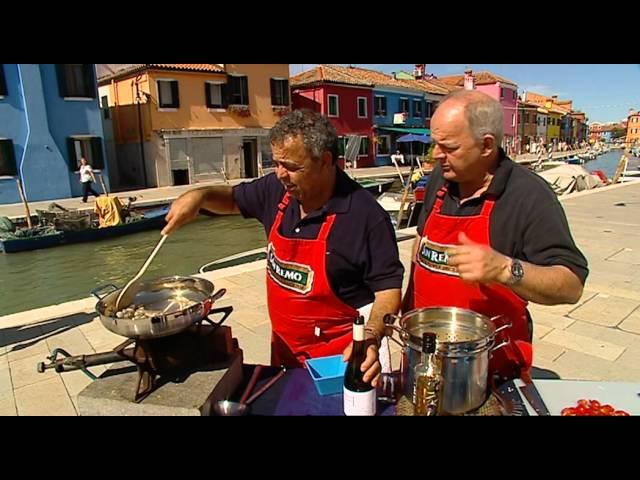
[{"xmin": 304, "ymin": 354, "xmax": 347, "ymax": 396}]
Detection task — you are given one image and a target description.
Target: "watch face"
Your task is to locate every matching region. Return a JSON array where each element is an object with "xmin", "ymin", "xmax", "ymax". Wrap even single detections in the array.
[{"xmin": 512, "ymin": 259, "xmax": 524, "ymax": 279}]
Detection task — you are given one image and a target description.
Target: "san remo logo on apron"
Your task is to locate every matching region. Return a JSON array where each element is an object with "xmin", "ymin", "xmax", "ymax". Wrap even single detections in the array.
[
  {"xmin": 267, "ymin": 243, "xmax": 315, "ymax": 294},
  {"xmin": 417, "ymin": 236, "xmax": 459, "ymax": 277}
]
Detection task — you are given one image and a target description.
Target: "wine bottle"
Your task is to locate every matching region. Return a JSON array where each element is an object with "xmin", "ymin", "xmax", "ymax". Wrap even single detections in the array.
[
  {"xmin": 343, "ymin": 316, "xmax": 376, "ymax": 416},
  {"xmin": 414, "ymin": 332, "xmax": 442, "ymax": 416}
]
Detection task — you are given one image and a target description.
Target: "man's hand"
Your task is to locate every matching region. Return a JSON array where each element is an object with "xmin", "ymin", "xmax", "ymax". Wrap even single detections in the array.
[
  {"xmin": 447, "ymin": 232, "xmax": 511, "ymax": 285},
  {"xmin": 162, "ymin": 190, "xmax": 206, "ymax": 236},
  {"xmin": 342, "ymin": 336, "xmax": 381, "ymax": 387}
]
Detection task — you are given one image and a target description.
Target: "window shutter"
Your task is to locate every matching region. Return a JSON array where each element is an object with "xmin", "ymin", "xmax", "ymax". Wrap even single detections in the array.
[
  {"xmin": 83, "ymin": 64, "xmax": 96, "ymax": 98},
  {"xmin": 91, "ymin": 137, "xmax": 105, "ymax": 169},
  {"xmin": 56, "ymin": 64, "xmax": 69, "ymax": 97},
  {"xmin": 205, "ymin": 83, "xmax": 212, "ymax": 108},
  {"xmin": 283, "ymin": 80, "xmax": 289, "ymax": 105},
  {"xmin": 221, "ymin": 83, "xmax": 228, "ymax": 108},
  {"xmin": 67, "ymin": 137, "xmax": 77, "ymax": 170},
  {"xmin": 0, "ymin": 65, "xmax": 7, "ymax": 96},
  {"xmin": 242, "ymin": 77, "xmax": 249, "ymax": 105},
  {"xmin": 270, "ymin": 78, "xmax": 277, "ymax": 105},
  {"xmin": 0, "ymin": 140, "xmax": 17, "ymax": 176},
  {"xmin": 170, "ymin": 81, "xmax": 180, "ymax": 108}
]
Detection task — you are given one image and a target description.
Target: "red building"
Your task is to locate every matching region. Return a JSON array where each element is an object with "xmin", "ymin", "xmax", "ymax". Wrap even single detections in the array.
[{"xmin": 291, "ymin": 65, "xmax": 375, "ymax": 168}]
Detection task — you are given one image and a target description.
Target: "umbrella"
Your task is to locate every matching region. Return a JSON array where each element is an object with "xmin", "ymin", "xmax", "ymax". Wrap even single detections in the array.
[
  {"xmin": 396, "ymin": 133, "xmax": 431, "ymax": 169},
  {"xmin": 396, "ymin": 133, "xmax": 431, "ymax": 143}
]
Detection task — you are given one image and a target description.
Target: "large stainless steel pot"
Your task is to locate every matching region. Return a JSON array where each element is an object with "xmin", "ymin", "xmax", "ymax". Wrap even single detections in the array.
[
  {"xmin": 92, "ymin": 276, "xmax": 227, "ymax": 340},
  {"xmin": 384, "ymin": 307, "xmax": 511, "ymax": 415}
]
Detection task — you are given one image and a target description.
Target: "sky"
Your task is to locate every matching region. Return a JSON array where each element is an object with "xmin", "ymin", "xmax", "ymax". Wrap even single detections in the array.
[{"xmin": 289, "ymin": 64, "xmax": 640, "ymax": 124}]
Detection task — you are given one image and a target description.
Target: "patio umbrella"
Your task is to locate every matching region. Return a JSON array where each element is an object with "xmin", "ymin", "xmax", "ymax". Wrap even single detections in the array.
[{"xmin": 396, "ymin": 134, "xmax": 431, "ymax": 168}]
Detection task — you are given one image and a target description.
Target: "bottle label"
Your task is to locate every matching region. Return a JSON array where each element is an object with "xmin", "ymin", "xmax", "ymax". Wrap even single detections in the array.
[{"xmin": 343, "ymin": 387, "xmax": 377, "ymax": 416}]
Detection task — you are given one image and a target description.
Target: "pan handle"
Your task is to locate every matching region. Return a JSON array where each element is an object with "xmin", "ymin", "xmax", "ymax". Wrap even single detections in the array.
[
  {"xmin": 206, "ymin": 305, "xmax": 234, "ymax": 329},
  {"xmin": 90, "ymin": 284, "xmax": 119, "ymax": 300}
]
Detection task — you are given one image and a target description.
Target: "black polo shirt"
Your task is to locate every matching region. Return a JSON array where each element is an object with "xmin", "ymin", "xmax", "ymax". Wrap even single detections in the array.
[
  {"xmin": 417, "ymin": 150, "xmax": 589, "ymax": 283},
  {"xmin": 233, "ymin": 169, "xmax": 404, "ymax": 309}
]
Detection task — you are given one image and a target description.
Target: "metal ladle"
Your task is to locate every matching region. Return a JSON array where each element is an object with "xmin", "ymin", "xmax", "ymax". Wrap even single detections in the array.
[{"xmin": 213, "ymin": 367, "xmax": 287, "ymax": 416}]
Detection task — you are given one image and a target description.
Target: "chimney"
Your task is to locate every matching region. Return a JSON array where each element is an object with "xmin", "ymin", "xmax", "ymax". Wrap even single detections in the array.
[
  {"xmin": 464, "ymin": 68, "xmax": 475, "ymax": 90},
  {"xmin": 391, "ymin": 72, "xmax": 397, "ymax": 80},
  {"xmin": 414, "ymin": 64, "xmax": 425, "ymax": 80},
  {"xmin": 552, "ymin": 95, "xmax": 558, "ymax": 103}
]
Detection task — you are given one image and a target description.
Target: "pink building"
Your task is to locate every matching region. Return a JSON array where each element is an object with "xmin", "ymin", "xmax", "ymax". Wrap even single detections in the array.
[{"xmin": 439, "ymin": 70, "xmax": 519, "ymax": 153}]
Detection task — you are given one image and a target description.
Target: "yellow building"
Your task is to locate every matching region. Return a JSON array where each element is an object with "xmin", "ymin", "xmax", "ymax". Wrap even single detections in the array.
[
  {"xmin": 98, "ymin": 64, "xmax": 290, "ymax": 187},
  {"xmin": 544, "ymin": 101, "xmax": 562, "ymax": 147}
]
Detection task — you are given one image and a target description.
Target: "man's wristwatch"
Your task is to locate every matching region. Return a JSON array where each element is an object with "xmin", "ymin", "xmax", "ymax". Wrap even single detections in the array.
[{"xmin": 508, "ymin": 258, "xmax": 525, "ymax": 285}]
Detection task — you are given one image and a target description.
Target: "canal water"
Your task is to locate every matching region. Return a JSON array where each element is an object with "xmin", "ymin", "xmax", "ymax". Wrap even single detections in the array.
[{"xmin": 0, "ymin": 215, "xmax": 266, "ymax": 316}]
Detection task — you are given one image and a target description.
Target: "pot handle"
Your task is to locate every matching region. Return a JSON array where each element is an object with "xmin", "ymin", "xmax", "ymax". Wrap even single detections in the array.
[
  {"xmin": 90, "ymin": 284, "xmax": 119, "ymax": 300},
  {"xmin": 491, "ymin": 339, "xmax": 511, "ymax": 352},
  {"xmin": 383, "ymin": 313, "xmax": 407, "ymax": 348},
  {"xmin": 490, "ymin": 315, "xmax": 513, "ymax": 334}
]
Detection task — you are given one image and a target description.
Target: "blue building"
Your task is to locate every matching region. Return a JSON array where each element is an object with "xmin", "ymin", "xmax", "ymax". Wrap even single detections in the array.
[{"xmin": 0, "ymin": 64, "xmax": 109, "ymax": 205}]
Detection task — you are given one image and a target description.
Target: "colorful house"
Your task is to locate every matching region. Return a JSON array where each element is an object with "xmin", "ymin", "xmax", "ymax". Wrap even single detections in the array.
[
  {"xmin": 290, "ymin": 65, "xmax": 375, "ymax": 168},
  {"xmin": 626, "ymin": 111, "xmax": 640, "ymax": 148},
  {"xmin": 0, "ymin": 64, "xmax": 108, "ymax": 205},
  {"xmin": 439, "ymin": 70, "xmax": 519, "ymax": 151},
  {"xmin": 97, "ymin": 64, "xmax": 290, "ymax": 188}
]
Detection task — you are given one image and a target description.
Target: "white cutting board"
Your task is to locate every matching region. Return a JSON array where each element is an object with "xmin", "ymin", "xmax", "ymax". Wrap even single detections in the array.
[{"xmin": 515, "ymin": 380, "xmax": 640, "ymax": 416}]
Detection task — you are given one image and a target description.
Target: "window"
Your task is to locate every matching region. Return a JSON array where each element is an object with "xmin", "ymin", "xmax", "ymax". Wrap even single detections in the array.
[
  {"xmin": 205, "ymin": 81, "xmax": 227, "ymax": 109},
  {"xmin": 0, "ymin": 139, "xmax": 17, "ymax": 176},
  {"xmin": 377, "ymin": 134, "xmax": 391, "ymax": 155},
  {"xmin": 359, "ymin": 136, "xmax": 370, "ymax": 155},
  {"xmin": 67, "ymin": 137, "xmax": 104, "ymax": 171},
  {"xmin": 425, "ymin": 102, "xmax": 433, "ymax": 118},
  {"xmin": 100, "ymin": 95, "xmax": 110, "ymax": 119},
  {"xmin": 56, "ymin": 64, "xmax": 96, "ymax": 98},
  {"xmin": 513, "ymin": 90, "xmax": 517, "ymax": 100},
  {"xmin": 0, "ymin": 64, "xmax": 7, "ymax": 96},
  {"xmin": 500, "ymin": 88, "xmax": 505, "ymax": 99},
  {"xmin": 228, "ymin": 75, "xmax": 249, "ymax": 105},
  {"xmin": 270, "ymin": 78, "xmax": 289, "ymax": 106},
  {"xmin": 157, "ymin": 80, "xmax": 180, "ymax": 109},
  {"xmin": 413, "ymin": 100, "xmax": 422, "ymax": 118},
  {"xmin": 375, "ymin": 96, "xmax": 386, "ymax": 116},
  {"xmin": 328, "ymin": 94, "xmax": 339, "ymax": 117},
  {"xmin": 357, "ymin": 97, "xmax": 367, "ymax": 118},
  {"xmin": 399, "ymin": 98, "xmax": 409, "ymax": 113},
  {"xmin": 337, "ymin": 136, "xmax": 346, "ymax": 157}
]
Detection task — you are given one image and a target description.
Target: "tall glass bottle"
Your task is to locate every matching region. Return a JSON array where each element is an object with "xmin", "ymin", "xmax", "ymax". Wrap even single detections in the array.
[
  {"xmin": 343, "ymin": 316, "xmax": 376, "ymax": 416},
  {"xmin": 413, "ymin": 332, "xmax": 442, "ymax": 416}
]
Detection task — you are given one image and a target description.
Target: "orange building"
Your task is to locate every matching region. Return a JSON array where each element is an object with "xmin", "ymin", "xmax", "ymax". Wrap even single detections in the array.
[
  {"xmin": 627, "ymin": 111, "xmax": 640, "ymax": 149},
  {"xmin": 98, "ymin": 64, "xmax": 290, "ymax": 188}
]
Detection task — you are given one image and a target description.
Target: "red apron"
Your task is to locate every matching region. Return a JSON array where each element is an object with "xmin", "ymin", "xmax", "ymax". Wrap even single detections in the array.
[
  {"xmin": 266, "ymin": 192, "xmax": 359, "ymax": 368},
  {"xmin": 413, "ymin": 185, "xmax": 533, "ymax": 380}
]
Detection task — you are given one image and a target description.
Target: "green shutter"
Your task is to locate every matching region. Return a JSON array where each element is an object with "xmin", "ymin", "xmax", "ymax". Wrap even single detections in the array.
[
  {"xmin": 221, "ymin": 83, "xmax": 228, "ymax": 108},
  {"xmin": 283, "ymin": 80, "xmax": 289, "ymax": 105},
  {"xmin": 67, "ymin": 137, "xmax": 77, "ymax": 170},
  {"xmin": 170, "ymin": 81, "xmax": 180, "ymax": 108},
  {"xmin": 83, "ymin": 64, "xmax": 96, "ymax": 98},
  {"xmin": 56, "ymin": 64, "xmax": 69, "ymax": 97},
  {"xmin": 242, "ymin": 76, "xmax": 249, "ymax": 105},
  {"xmin": 0, "ymin": 140, "xmax": 17, "ymax": 176},
  {"xmin": 91, "ymin": 137, "xmax": 104, "ymax": 170},
  {"xmin": 205, "ymin": 82, "xmax": 212, "ymax": 108},
  {"xmin": 0, "ymin": 64, "xmax": 7, "ymax": 96},
  {"xmin": 270, "ymin": 78, "xmax": 277, "ymax": 105}
]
